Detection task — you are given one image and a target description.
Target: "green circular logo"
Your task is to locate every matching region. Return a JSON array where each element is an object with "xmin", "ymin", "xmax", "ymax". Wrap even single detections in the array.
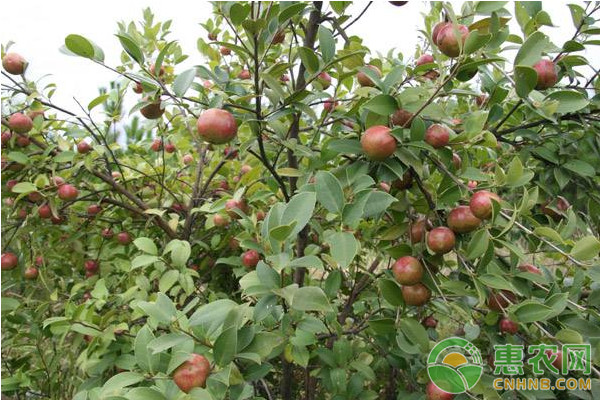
[{"xmin": 427, "ymin": 337, "xmax": 484, "ymax": 394}]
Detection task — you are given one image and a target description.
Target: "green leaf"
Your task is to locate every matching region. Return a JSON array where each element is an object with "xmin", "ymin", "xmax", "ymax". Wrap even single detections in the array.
[
  {"xmin": 7, "ymin": 151, "xmax": 30, "ymax": 165},
  {"xmin": 134, "ymin": 326, "xmax": 160, "ymax": 373},
  {"xmin": 328, "ymin": 231, "xmax": 359, "ymax": 269},
  {"xmin": 563, "ymin": 160, "xmax": 596, "ymax": 178},
  {"xmin": 131, "ymin": 255, "xmax": 159, "ymax": 270},
  {"xmin": 570, "ymin": 236, "xmax": 600, "ymax": 261},
  {"xmin": 88, "ymin": 94, "xmax": 109, "ymax": 111},
  {"xmin": 400, "ymin": 318, "xmax": 429, "ymax": 352},
  {"xmin": 362, "ymin": 94, "xmax": 398, "ymax": 116},
  {"xmin": 214, "ymin": 326, "xmax": 238, "ymax": 366},
  {"xmin": 464, "ymin": 31, "xmax": 491, "ymax": 55},
  {"xmin": 279, "ymin": 3, "xmax": 308, "ymax": 23},
  {"xmin": 362, "ymin": 191, "xmax": 397, "ymax": 217},
  {"xmin": 315, "ymin": 171, "xmax": 344, "ymax": 214},
  {"xmin": 467, "ymin": 229, "xmax": 489, "ymax": 259},
  {"xmin": 126, "ymin": 388, "xmax": 167, "ymax": 400},
  {"xmin": 65, "ymin": 34, "xmax": 95, "ymax": 59},
  {"xmin": 101, "ymin": 372, "xmax": 144, "ymax": 395},
  {"xmin": 510, "ymin": 300, "xmax": 553, "ymax": 323},
  {"xmin": 116, "ymin": 34, "xmax": 144, "ymax": 64},
  {"xmin": 164, "ymin": 239, "xmax": 191, "ymax": 267},
  {"xmin": 379, "ymin": 279, "xmax": 404, "ymax": 307},
  {"xmin": 318, "ymin": 26, "xmax": 336, "ymax": 62},
  {"xmin": 291, "ymin": 286, "xmax": 331, "ymax": 312},
  {"xmin": 270, "ymin": 224, "xmax": 295, "ymax": 241},
  {"xmin": 159, "ymin": 270, "xmax": 179, "ymax": 293},
  {"xmin": 133, "ymin": 237, "xmax": 158, "ymax": 255},
  {"xmin": 514, "ymin": 31, "xmax": 549, "ymax": 66},
  {"xmin": 297, "ymin": 46, "xmax": 319, "ymax": 74},
  {"xmin": 53, "ymin": 151, "xmax": 75, "ymax": 163},
  {"xmin": 230, "ymin": 3, "xmax": 251, "ymax": 25},
  {"xmin": 10, "ymin": 182, "xmax": 37, "ymax": 194},
  {"xmin": 281, "ymin": 192, "xmax": 316, "ymax": 237},
  {"xmin": 172, "ymin": 68, "xmax": 196, "ymax": 97},
  {"xmin": 147, "ymin": 333, "xmax": 191, "ymax": 354},
  {"xmin": 545, "ymin": 90, "xmax": 589, "ymax": 114},
  {"xmin": 514, "ymin": 65, "xmax": 537, "ymax": 98}
]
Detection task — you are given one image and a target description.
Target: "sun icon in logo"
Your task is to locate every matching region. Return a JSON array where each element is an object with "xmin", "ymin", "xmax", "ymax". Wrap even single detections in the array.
[{"xmin": 427, "ymin": 337, "xmax": 484, "ymax": 394}]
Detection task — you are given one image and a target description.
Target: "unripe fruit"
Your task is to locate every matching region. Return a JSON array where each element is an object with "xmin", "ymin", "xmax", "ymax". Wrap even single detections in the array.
[
  {"xmin": 241, "ymin": 250, "xmax": 260, "ymax": 268},
  {"xmin": 447, "ymin": 206, "xmax": 481, "ymax": 234},
  {"xmin": 432, "ymin": 22, "xmax": 450, "ymax": 46},
  {"xmin": 487, "ymin": 290, "xmax": 516, "ymax": 311},
  {"xmin": 173, "ymin": 353, "xmax": 211, "ymax": 393},
  {"xmin": 101, "ymin": 228, "xmax": 114, "ymax": 239},
  {"xmin": 392, "ymin": 256, "xmax": 424, "ymax": 285},
  {"xmin": 426, "ymin": 381, "xmax": 454, "ymax": 400},
  {"xmin": 435, "ymin": 24, "xmax": 469, "ymax": 57},
  {"xmin": 356, "ymin": 65, "xmax": 381, "ymax": 87},
  {"xmin": 38, "ymin": 204, "xmax": 52, "ymax": 219},
  {"xmin": 240, "ymin": 164, "xmax": 252, "ymax": 175},
  {"xmin": 379, "ymin": 182, "xmax": 391, "ymax": 192},
  {"xmin": 140, "ymin": 99, "xmax": 164, "ymax": 119},
  {"xmin": 425, "ymin": 124, "xmax": 450, "ymax": 148},
  {"xmin": 499, "ymin": 318, "xmax": 518, "ymax": 334},
  {"xmin": 1, "ymin": 253, "xmax": 18, "ymax": 270},
  {"xmin": 196, "ymin": 108, "xmax": 238, "ymax": 144},
  {"xmin": 518, "ymin": 263, "xmax": 541, "ymax": 275},
  {"xmin": 391, "ymin": 109, "xmax": 413, "ymax": 127},
  {"xmin": 57, "ymin": 184, "xmax": 79, "ymax": 201},
  {"xmin": 182, "ymin": 154, "xmax": 194, "ymax": 165},
  {"xmin": 117, "ymin": 231, "xmax": 132, "ymax": 245},
  {"xmin": 416, "ymin": 54, "xmax": 434, "ymax": 66},
  {"xmin": 219, "ymin": 46, "xmax": 231, "ymax": 56},
  {"xmin": 229, "ymin": 237, "xmax": 240, "ymax": 250},
  {"xmin": 225, "ymin": 199, "xmax": 249, "ymax": 218},
  {"xmin": 467, "ymin": 180, "xmax": 478, "ymax": 189},
  {"xmin": 77, "ymin": 141, "xmax": 92, "ymax": 154},
  {"xmin": 165, "ymin": 143, "xmax": 176, "ymax": 153},
  {"xmin": 213, "ymin": 214, "xmax": 229, "ymax": 227},
  {"xmin": 87, "ymin": 204, "xmax": 102, "ymax": 216},
  {"xmin": 317, "ymin": 71, "xmax": 332, "ymax": 89},
  {"xmin": 393, "ymin": 171, "xmax": 413, "ymax": 190},
  {"xmin": 24, "ymin": 266, "xmax": 38, "ymax": 280},
  {"xmin": 27, "ymin": 109, "xmax": 44, "ymax": 120},
  {"xmin": 427, "ymin": 227, "xmax": 455, "ymax": 254},
  {"xmin": 2, "ymin": 53, "xmax": 27, "ymax": 75},
  {"xmin": 323, "ymin": 98, "xmax": 338, "ymax": 112},
  {"xmin": 409, "ymin": 218, "xmax": 428, "ymax": 243},
  {"xmin": 238, "ymin": 69, "xmax": 251, "ymax": 80},
  {"xmin": 84, "ymin": 260, "xmax": 99, "ymax": 273},
  {"xmin": 8, "ymin": 113, "xmax": 33, "ymax": 134},
  {"xmin": 402, "ymin": 283, "xmax": 431, "ymax": 306},
  {"xmin": 360, "ymin": 125, "xmax": 396, "ymax": 161},
  {"xmin": 469, "ymin": 190, "xmax": 501, "ymax": 219},
  {"xmin": 533, "ymin": 59, "xmax": 558, "ymax": 90}
]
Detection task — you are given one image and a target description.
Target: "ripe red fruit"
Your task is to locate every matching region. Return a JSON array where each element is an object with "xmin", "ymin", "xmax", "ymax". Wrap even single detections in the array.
[
  {"xmin": 182, "ymin": 154, "xmax": 194, "ymax": 165},
  {"xmin": 356, "ymin": 65, "xmax": 381, "ymax": 87},
  {"xmin": 140, "ymin": 99, "xmax": 164, "ymax": 119},
  {"xmin": 409, "ymin": 218, "xmax": 428, "ymax": 243},
  {"xmin": 165, "ymin": 143, "xmax": 176, "ymax": 153},
  {"xmin": 223, "ymin": 146, "xmax": 238, "ymax": 159},
  {"xmin": 57, "ymin": 184, "xmax": 79, "ymax": 201},
  {"xmin": 117, "ymin": 232, "xmax": 132, "ymax": 245},
  {"xmin": 238, "ymin": 69, "xmax": 251, "ymax": 80},
  {"xmin": 2, "ymin": 53, "xmax": 27, "ymax": 75},
  {"xmin": 38, "ymin": 204, "xmax": 52, "ymax": 219},
  {"xmin": 469, "ymin": 190, "xmax": 501, "ymax": 219},
  {"xmin": 323, "ymin": 98, "xmax": 338, "ymax": 112},
  {"xmin": 219, "ymin": 46, "xmax": 231, "ymax": 56},
  {"xmin": 392, "ymin": 256, "xmax": 424, "ymax": 285},
  {"xmin": 379, "ymin": 182, "xmax": 391, "ymax": 192},
  {"xmin": 317, "ymin": 71, "xmax": 332, "ymax": 89},
  {"xmin": 24, "ymin": 266, "xmax": 38, "ymax": 280},
  {"xmin": 1, "ymin": 131, "xmax": 12, "ymax": 146},
  {"xmin": 488, "ymin": 290, "xmax": 516, "ymax": 311},
  {"xmin": 447, "ymin": 206, "xmax": 481, "ymax": 234},
  {"xmin": 51, "ymin": 215, "xmax": 64, "ymax": 225},
  {"xmin": 425, "ymin": 124, "xmax": 450, "ymax": 148},
  {"xmin": 28, "ymin": 191, "xmax": 43, "ymax": 203},
  {"xmin": 214, "ymin": 214, "xmax": 229, "ymax": 227},
  {"xmin": 101, "ymin": 228, "xmax": 114, "ymax": 239},
  {"xmin": 51, "ymin": 176, "xmax": 65, "ymax": 186},
  {"xmin": 77, "ymin": 141, "xmax": 92, "ymax": 154},
  {"xmin": 499, "ymin": 318, "xmax": 518, "ymax": 334},
  {"xmin": 360, "ymin": 125, "xmax": 396, "ymax": 161},
  {"xmin": 416, "ymin": 54, "xmax": 434, "ymax": 66},
  {"xmin": 533, "ymin": 59, "xmax": 558, "ymax": 90},
  {"xmin": 87, "ymin": 204, "xmax": 102, "ymax": 216},
  {"xmin": 391, "ymin": 109, "xmax": 413, "ymax": 127},
  {"xmin": 1, "ymin": 253, "xmax": 18, "ymax": 270},
  {"xmin": 218, "ymin": 180, "xmax": 230, "ymax": 191},
  {"xmin": 393, "ymin": 171, "xmax": 413, "ymax": 190},
  {"xmin": 389, "ymin": 1, "xmax": 408, "ymax": 6},
  {"xmin": 272, "ymin": 30, "xmax": 286, "ymax": 44},
  {"xmin": 225, "ymin": 199, "xmax": 249, "ymax": 218},
  {"xmin": 452, "ymin": 153, "xmax": 461, "ymax": 170},
  {"xmin": 427, "ymin": 227, "xmax": 455, "ymax": 254},
  {"xmin": 422, "ymin": 315, "xmax": 438, "ymax": 328},
  {"xmin": 196, "ymin": 108, "xmax": 238, "ymax": 144},
  {"xmin": 432, "ymin": 22, "xmax": 450, "ymax": 46},
  {"xmin": 208, "ymin": 32, "xmax": 218, "ymax": 41},
  {"xmin": 241, "ymin": 250, "xmax": 260, "ymax": 268},
  {"xmin": 546, "ymin": 350, "xmax": 563, "ymax": 370},
  {"xmin": 149, "ymin": 63, "xmax": 166, "ymax": 79},
  {"xmin": 435, "ymin": 24, "xmax": 469, "ymax": 57},
  {"xmin": 84, "ymin": 260, "xmax": 99, "ymax": 273},
  {"xmin": 8, "ymin": 113, "xmax": 33, "ymax": 134},
  {"xmin": 133, "ymin": 81, "xmax": 143, "ymax": 94},
  {"xmin": 256, "ymin": 210, "xmax": 266, "ymax": 221},
  {"xmin": 402, "ymin": 283, "xmax": 431, "ymax": 306},
  {"xmin": 173, "ymin": 353, "xmax": 211, "ymax": 393},
  {"xmin": 35, "ymin": 256, "xmax": 44, "ymax": 267},
  {"xmin": 518, "ymin": 263, "xmax": 541, "ymax": 275},
  {"xmin": 426, "ymin": 381, "xmax": 454, "ymax": 400},
  {"xmin": 16, "ymin": 135, "xmax": 30, "ymax": 147},
  {"xmin": 150, "ymin": 139, "xmax": 163, "ymax": 152},
  {"xmin": 280, "ymin": 74, "xmax": 290, "ymax": 82}
]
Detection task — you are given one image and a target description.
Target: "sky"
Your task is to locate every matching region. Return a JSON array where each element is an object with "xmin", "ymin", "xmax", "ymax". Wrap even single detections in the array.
[{"xmin": 0, "ymin": 1, "xmax": 597, "ymax": 114}]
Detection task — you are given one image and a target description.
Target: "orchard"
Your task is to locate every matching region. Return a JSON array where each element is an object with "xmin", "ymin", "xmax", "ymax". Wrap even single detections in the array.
[{"xmin": 2, "ymin": 1, "xmax": 600, "ymax": 399}]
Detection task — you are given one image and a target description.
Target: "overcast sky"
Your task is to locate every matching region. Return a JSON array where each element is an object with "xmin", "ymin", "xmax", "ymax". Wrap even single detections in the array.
[{"xmin": 1, "ymin": 1, "xmax": 596, "ymax": 114}]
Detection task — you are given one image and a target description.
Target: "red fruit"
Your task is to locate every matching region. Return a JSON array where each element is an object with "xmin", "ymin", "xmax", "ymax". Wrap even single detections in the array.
[
  {"xmin": 360, "ymin": 125, "xmax": 396, "ymax": 161},
  {"xmin": 220, "ymin": 46, "xmax": 231, "ymax": 56},
  {"xmin": 357, "ymin": 65, "xmax": 381, "ymax": 87},
  {"xmin": 2, "ymin": 53, "xmax": 27, "ymax": 75},
  {"xmin": 77, "ymin": 141, "xmax": 92, "ymax": 154},
  {"xmin": 518, "ymin": 263, "xmax": 541, "ymax": 275},
  {"xmin": 51, "ymin": 215, "xmax": 64, "ymax": 225},
  {"xmin": 280, "ymin": 74, "xmax": 290, "ymax": 82},
  {"xmin": 1, "ymin": 131, "xmax": 12, "ymax": 146},
  {"xmin": 203, "ymin": 80, "xmax": 213, "ymax": 89},
  {"xmin": 422, "ymin": 316, "xmax": 438, "ymax": 328},
  {"xmin": 499, "ymin": 318, "xmax": 518, "ymax": 334},
  {"xmin": 223, "ymin": 146, "xmax": 238, "ymax": 159},
  {"xmin": 182, "ymin": 154, "xmax": 194, "ymax": 165},
  {"xmin": 27, "ymin": 109, "xmax": 44, "ymax": 120},
  {"xmin": 101, "ymin": 228, "xmax": 114, "ymax": 239},
  {"xmin": 149, "ymin": 63, "xmax": 166, "ymax": 79},
  {"xmin": 24, "ymin": 266, "xmax": 38, "ymax": 280},
  {"xmin": 238, "ymin": 69, "xmax": 251, "ymax": 80},
  {"xmin": 173, "ymin": 353, "xmax": 211, "ymax": 393},
  {"xmin": 229, "ymin": 237, "xmax": 240, "ymax": 250},
  {"xmin": 83, "ymin": 291, "xmax": 92, "ymax": 301},
  {"xmin": 151, "ymin": 139, "xmax": 163, "ymax": 152},
  {"xmin": 425, "ymin": 124, "xmax": 450, "ymax": 148},
  {"xmin": 391, "ymin": 109, "xmax": 413, "ymax": 127},
  {"xmin": 225, "ymin": 199, "xmax": 249, "ymax": 218},
  {"xmin": 4, "ymin": 198, "xmax": 15, "ymax": 207},
  {"xmin": 469, "ymin": 190, "xmax": 501, "ymax": 219},
  {"xmin": 133, "ymin": 82, "xmax": 143, "ymax": 94},
  {"xmin": 196, "ymin": 108, "xmax": 238, "ymax": 144},
  {"xmin": 272, "ymin": 30, "xmax": 286, "ymax": 44},
  {"xmin": 117, "ymin": 232, "xmax": 132, "ymax": 245},
  {"xmin": 323, "ymin": 98, "xmax": 338, "ymax": 112},
  {"xmin": 241, "ymin": 250, "xmax": 260, "ymax": 268},
  {"xmin": 401, "ymin": 283, "xmax": 431, "ymax": 306},
  {"xmin": 256, "ymin": 210, "xmax": 266, "ymax": 221},
  {"xmin": 51, "ymin": 176, "xmax": 65, "ymax": 186},
  {"xmin": 6, "ymin": 179, "xmax": 18, "ymax": 190},
  {"xmin": 467, "ymin": 180, "xmax": 478, "ymax": 189},
  {"xmin": 432, "ymin": 22, "xmax": 450, "ymax": 46},
  {"xmin": 16, "ymin": 135, "xmax": 30, "ymax": 147},
  {"xmin": 111, "ymin": 171, "xmax": 121, "ymax": 179},
  {"xmin": 8, "ymin": 113, "xmax": 33, "ymax": 134},
  {"xmin": 28, "ymin": 192, "xmax": 43, "ymax": 203},
  {"xmin": 546, "ymin": 350, "xmax": 563, "ymax": 370},
  {"xmin": 435, "ymin": 24, "xmax": 469, "ymax": 57},
  {"xmin": 140, "ymin": 99, "xmax": 164, "ymax": 119},
  {"xmin": 17, "ymin": 208, "xmax": 28, "ymax": 219},
  {"xmin": 38, "ymin": 204, "xmax": 52, "ymax": 219},
  {"xmin": 426, "ymin": 381, "xmax": 454, "ymax": 400},
  {"xmin": 87, "ymin": 204, "xmax": 102, "ymax": 216},
  {"xmin": 84, "ymin": 260, "xmax": 99, "ymax": 273},
  {"xmin": 533, "ymin": 59, "xmax": 558, "ymax": 90},
  {"xmin": 427, "ymin": 227, "xmax": 455, "ymax": 254},
  {"xmin": 452, "ymin": 153, "xmax": 461, "ymax": 170},
  {"xmin": 35, "ymin": 256, "xmax": 44, "ymax": 267},
  {"xmin": 218, "ymin": 180, "xmax": 230, "ymax": 191},
  {"xmin": 57, "ymin": 184, "xmax": 79, "ymax": 201},
  {"xmin": 208, "ymin": 32, "xmax": 218, "ymax": 41},
  {"xmin": 317, "ymin": 71, "xmax": 332, "ymax": 89},
  {"xmin": 389, "ymin": 1, "xmax": 408, "ymax": 6},
  {"xmin": 447, "ymin": 206, "xmax": 481, "ymax": 234},
  {"xmin": 379, "ymin": 182, "xmax": 391, "ymax": 192},
  {"xmin": 416, "ymin": 54, "xmax": 434, "ymax": 66},
  {"xmin": 409, "ymin": 218, "xmax": 428, "ymax": 243},
  {"xmin": 392, "ymin": 256, "xmax": 424, "ymax": 285},
  {"xmin": 487, "ymin": 290, "xmax": 516, "ymax": 311},
  {"xmin": 165, "ymin": 143, "xmax": 176, "ymax": 153},
  {"xmin": 1, "ymin": 253, "xmax": 18, "ymax": 270},
  {"xmin": 393, "ymin": 171, "xmax": 413, "ymax": 190}
]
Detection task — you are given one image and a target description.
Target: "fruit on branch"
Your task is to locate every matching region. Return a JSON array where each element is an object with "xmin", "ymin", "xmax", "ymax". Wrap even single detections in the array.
[
  {"xmin": 499, "ymin": 318, "xmax": 518, "ymax": 334},
  {"xmin": 360, "ymin": 125, "xmax": 396, "ymax": 161},
  {"xmin": 165, "ymin": 143, "xmax": 176, "ymax": 153},
  {"xmin": 1, "ymin": 253, "xmax": 18, "ymax": 270},
  {"xmin": 182, "ymin": 154, "xmax": 194, "ymax": 165},
  {"xmin": 392, "ymin": 256, "xmax": 424, "ymax": 285},
  {"xmin": 541, "ymin": 196, "xmax": 570, "ymax": 221},
  {"xmin": 317, "ymin": 72, "xmax": 332, "ymax": 89},
  {"xmin": 389, "ymin": 1, "xmax": 408, "ymax": 6},
  {"xmin": 133, "ymin": 82, "xmax": 143, "ymax": 94},
  {"xmin": 16, "ymin": 135, "xmax": 30, "ymax": 147},
  {"xmin": 213, "ymin": 214, "xmax": 229, "ymax": 227},
  {"xmin": 469, "ymin": 190, "xmax": 501, "ymax": 219},
  {"xmin": 6, "ymin": 180, "xmax": 18, "ymax": 191},
  {"xmin": 219, "ymin": 46, "xmax": 231, "ymax": 56},
  {"xmin": 84, "ymin": 260, "xmax": 99, "ymax": 273},
  {"xmin": 117, "ymin": 231, "xmax": 132, "ymax": 245},
  {"xmin": 149, "ymin": 63, "xmax": 166, "ymax": 79},
  {"xmin": 533, "ymin": 59, "xmax": 558, "ymax": 90},
  {"xmin": 379, "ymin": 182, "xmax": 391, "ymax": 192},
  {"xmin": 546, "ymin": 350, "xmax": 563, "ymax": 370},
  {"xmin": 17, "ymin": 209, "xmax": 28, "ymax": 219},
  {"xmin": 452, "ymin": 153, "xmax": 461, "ymax": 169},
  {"xmin": 422, "ymin": 315, "xmax": 438, "ymax": 328},
  {"xmin": 8, "ymin": 113, "xmax": 33, "ymax": 134},
  {"xmin": 173, "ymin": 353, "xmax": 211, "ymax": 393},
  {"xmin": 35, "ymin": 256, "xmax": 44, "ymax": 267},
  {"xmin": 323, "ymin": 98, "xmax": 338, "ymax": 112},
  {"xmin": 280, "ymin": 74, "xmax": 290, "ymax": 82},
  {"xmin": 51, "ymin": 215, "xmax": 64, "ymax": 225},
  {"xmin": 272, "ymin": 30, "xmax": 286, "ymax": 44},
  {"xmin": 77, "ymin": 141, "xmax": 92, "ymax": 154},
  {"xmin": 240, "ymin": 164, "xmax": 252, "ymax": 175},
  {"xmin": 225, "ymin": 199, "xmax": 249, "ymax": 218},
  {"xmin": 467, "ymin": 180, "xmax": 478, "ymax": 189},
  {"xmin": 223, "ymin": 146, "xmax": 238, "ymax": 159},
  {"xmin": 241, "ymin": 250, "xmax": 260, "ymax": 268},
  {"xmin": 425, "ymin": 124, "xmax": 450, "ymax": 148},
  {"xmin": 28, "ymin": 191, "xmax": 43, "ymax": 203},
  {"xmin": 196, "ymin": 108, "xmax": 238, "ymax": 144},
  {"xmin": 140, "ymin": 99, "xmax": 165, "ymax": 119},
  {"xmin": 2, "ymin": 53, "xmax": 27, "ymax": 75},
  {"xmin": 356, "ymin": 65, "xmax": 381, "ymax": 87},
  {"xmin": 427, "ymin": 227, "xmax": 455, "ymax": 254},
  {"xmin": 27, "ymin": 108, "xmax": 45, "ymax": 120},
  {"xmin": 101, "ymin": 228, "xmax": 114, "ymax": 239},
  {"xmin": 238, "ymin": 69, "xmax": 251, "ymax": 80},
  {"xmin": 518, "ymin": 263, "xmax": 541, "ymax": 275},
  {"xmin": 409, "ymin": 218, "xmax": 429, "ymax": 243},
  {"xmin": 51, "ymin": 176, "xmax": 65, "ymax": 186},
  {"xmin": 1, "ymin": 131, "xmax": 12, "ymax": 146},
  {"xmin": 208, "ymin": 32, "xmax": 217, "ymax": 41},
  {"xmin": 401, "ymin": 283, "xmax": 431, "ymax": 306},
  {"xmin": 256, "ymin": 210, "xmax": 265, "ymax": 221},
  {"xmin": 57, "ymin": 184, "xmax": 79, "ymax": 201},
  {"xmin": 416, "ymin": 54, "xmax": 434, "ymax": 66},
  {"xmin": 447, "ymin": 206, "xmax": 481, "ymax": 234},
  {"xmin": 393, "ymin": 171, "xmax": 413, "ymax": 190},
  {"xmin": 426, "ymin": 381, "xmax": 454, "ymax": 400},
  {"xmin": 435, "ymin": 24, "xmax": 469, "ymax": 57},
  {"xmin": 487, "ymin": 290, "xmax": 516, "ymax": 311},
  {"xmin": 229, "ymin": 237, "xmax": 240, "ymax": 250},
  {"xmin": 24, "ymin": 266, "xmax": 38, "ymax": 280},
  {"xmin": 432, "ymin": 22, "xmax": 450, "ymax": 46},
  {"xmin": 391, "ymin": 109, "xmax": 413, "ymax": 127},
  {"xmin": 87, "ymin": 204, "xmax": 102, "ymax": 216},
  {"xmin": 475, "ymin": 94, "xmax": 488, "ymax": 107},
  {"xmin": 38, "ymin": 204, "xmax": 52, "ymax": 219}
]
